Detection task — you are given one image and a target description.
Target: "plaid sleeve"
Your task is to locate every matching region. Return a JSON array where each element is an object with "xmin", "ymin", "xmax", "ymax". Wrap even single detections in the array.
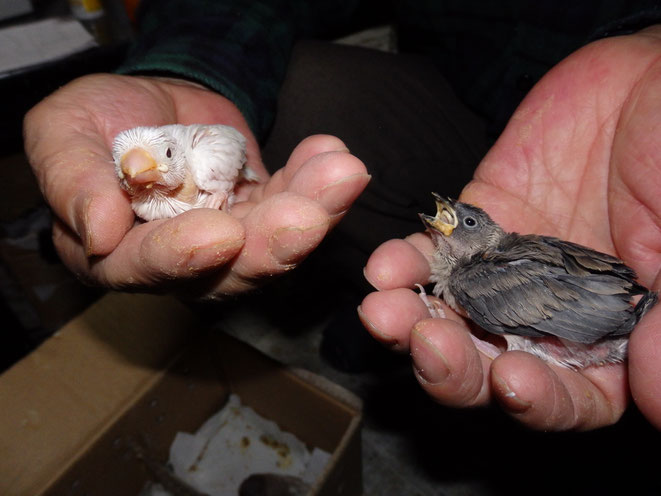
[{"xmin": 116, "ymin": 0, "xmax": 359, "ymax": 141}]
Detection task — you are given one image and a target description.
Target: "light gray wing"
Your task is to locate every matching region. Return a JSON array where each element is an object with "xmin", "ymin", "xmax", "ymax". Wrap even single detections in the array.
[
  {"xmin": 449, "ymin": 235, "xmax": 638, "ymax": 344},
  {"xmin": 185, "ymin": 124, "xmax": 247, "ymax": 194}
]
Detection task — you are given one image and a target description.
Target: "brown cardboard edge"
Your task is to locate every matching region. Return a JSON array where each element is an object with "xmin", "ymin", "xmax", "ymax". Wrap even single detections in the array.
[
  {"xmin": 48, "ymin": 331, "xmax": 364, "ymax": 496},
  {"xmin": 212, "ymin": 334, "xmax": 364, "ymax": 495},
  {"xmin": 44, "ymin": 332, "xmax": 231, "ymax": 496},
  {"xmin": 1, "ymin": 292, "xmax": 364, "ymax": 496},
  {"xmin": 0, "ymin": 292, "xmax": 198, "ymax": 496},
  {"xmin": 213, "ymin": 332, "xmax": 361, "ymax": 453},
  {"xmin": 288, "ymin": 368, "xmax": 363, "ymax": 496}
]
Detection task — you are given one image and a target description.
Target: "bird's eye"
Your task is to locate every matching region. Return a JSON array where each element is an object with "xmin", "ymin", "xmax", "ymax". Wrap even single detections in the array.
[
  {"xmin": 463, "ymin": 216, "xmax": 477, "ymax": 228},
  {"xmin": 166, "ymin": 148, "xmax": 172, "ymax": 158}
]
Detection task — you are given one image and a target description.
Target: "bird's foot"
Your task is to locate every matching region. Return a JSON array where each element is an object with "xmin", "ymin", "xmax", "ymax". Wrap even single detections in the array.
[
  {"xmin": 469, "ymin": 334, "xmax": 503, "ymax": 360},
  {"xmin": 414, "ymin": 285, "xmax": 504, "ymax": 360},
  {"xmin": 206, "ymin": 192, "xmax": 231, "ymax": 211},
  {"xmin": 415, "ymin": 284, "xmax": 445, "ymax": 319}
]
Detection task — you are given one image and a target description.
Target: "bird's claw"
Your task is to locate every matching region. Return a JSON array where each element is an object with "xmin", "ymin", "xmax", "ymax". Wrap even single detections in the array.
[{"xmin": 415, "ymin": 283, "xmax": 446, "ymax": 319}]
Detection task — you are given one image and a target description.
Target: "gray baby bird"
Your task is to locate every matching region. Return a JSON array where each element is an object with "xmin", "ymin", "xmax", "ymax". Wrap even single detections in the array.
[{"xmin": 419, "ymin": 193, "xmax": 657, "ymax": 369}]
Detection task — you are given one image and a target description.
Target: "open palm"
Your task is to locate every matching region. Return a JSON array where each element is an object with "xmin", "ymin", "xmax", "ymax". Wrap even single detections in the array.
[
  {"xmin": 24, "ymin": 74, "xmax": 369, "ymax": 297},
  {"xmin": 360, "ymin": 28, "xmax": 661, "ymax": 430}
]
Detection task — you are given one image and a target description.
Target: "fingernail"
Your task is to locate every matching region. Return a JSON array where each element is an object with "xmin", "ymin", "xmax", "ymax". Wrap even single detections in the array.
[
  {"xmin": 315, "ymin": 173, "xmax": 371, "ymax": 216},
  {"xmin": 362, "ymin": 267, "xmax": 377, "ymax": 289},
  {"xmin": 73, "ymin": 194, "xmax": 93, "ymax": 256},
  {"xmin": 268, "ymin": 222, "xmax": 328, "ymax": 266},
  {"xmin": 492, "ymin": 374, "xmax": 532, "ymax": 413},
  {"xmin": 184, "ymin": 239, "xmax": 245, "ymax": 271},
  {"xmin": 363, "ymin": 266, "xmax": 390, "ymax": 290},
  {"xmin": 356, "ymin": 305, "xmax": 398, "ymax": 347},
  {"xmin": 411, "ymin": 326, "xmax": 450, "ymax": 385}
]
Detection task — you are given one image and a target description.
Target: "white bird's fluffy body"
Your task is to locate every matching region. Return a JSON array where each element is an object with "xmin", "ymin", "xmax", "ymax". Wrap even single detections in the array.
[{"xmin": 112, "ymin": 124, "xmax": 256, "ymax": 221}]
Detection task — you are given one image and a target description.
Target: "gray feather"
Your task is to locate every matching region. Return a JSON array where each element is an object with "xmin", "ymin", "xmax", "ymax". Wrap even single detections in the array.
[
  {"xmin": 445, "ymin": 227, "xmax": 655, "ymax": 344},
  {"xmin": 422, "ymin": 197, "xmax": 658, "ymax": 367}
]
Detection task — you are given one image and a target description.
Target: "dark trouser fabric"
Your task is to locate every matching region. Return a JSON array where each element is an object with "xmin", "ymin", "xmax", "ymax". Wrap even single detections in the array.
[
  {"xmin": 259, "ymin": 40, "xmax": 489, "ymax": 370},
  {"xmin": 263, "ymin": 41, "xmax": 488, "ymax": 289}
]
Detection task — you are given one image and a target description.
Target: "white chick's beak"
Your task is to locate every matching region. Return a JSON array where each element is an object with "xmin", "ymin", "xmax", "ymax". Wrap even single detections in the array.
[{"xmin": 120, "ymin": 148, "xmax": 162, "ymax": 186}]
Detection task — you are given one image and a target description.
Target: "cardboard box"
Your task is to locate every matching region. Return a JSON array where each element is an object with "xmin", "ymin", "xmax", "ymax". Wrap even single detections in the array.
[{"xmin": 0, "ymin": 292, "xmax": 363, "ymax": 495}]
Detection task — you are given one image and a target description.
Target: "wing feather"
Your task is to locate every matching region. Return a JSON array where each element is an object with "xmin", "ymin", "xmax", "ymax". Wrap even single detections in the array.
[
  {"xmin": 184, "ymin": 124, "xmax": 247, "ymax": 195},
  {"xmin": 448, "ymin": 234, "xmax": 640, "ymax": 343}
]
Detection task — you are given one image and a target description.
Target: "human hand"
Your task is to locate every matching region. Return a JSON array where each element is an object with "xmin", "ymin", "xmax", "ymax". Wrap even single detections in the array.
[
  {"xmin": 359, "ymin": 27, "xmax": 661, "ymax": 430},
  {"xmin": 24, "ymin": 74, "xmax": 369, "ymax": 297}
]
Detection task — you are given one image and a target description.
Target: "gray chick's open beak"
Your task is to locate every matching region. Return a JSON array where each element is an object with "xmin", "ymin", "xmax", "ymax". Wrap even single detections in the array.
[{"xmin": 419, "ymin": 193, "xmax": 458, "ymax": 236}]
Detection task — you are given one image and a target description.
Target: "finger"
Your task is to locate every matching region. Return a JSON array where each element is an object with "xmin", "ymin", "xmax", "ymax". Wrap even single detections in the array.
[
  {"xmin": 24, "ymin": 95, "xmax": 134, "ymax": 257},
  {"xmin": 285, "ymin": 150, "xmax": 370, "ymax": 224},
  {"xmin": 628, "ymin": 301, "xmax": 661, "ymax": 430},
  {"xmin": 490, "ymin": 352, "xmax": 627, "ymax": 430},
  {"xmin": 403, "ymin": 232, "xmax": 436, "ymax": 261},
  {"xmin": 358, "ymin": 288, "xmax": 434, "ymax": 351},
  {"xmin": 363, "ymin": 238, "xmax": 431, "ymax": 290},
  {"xmin": 284, "ymin": 134, "xmax": 351, "ymax": 175},
  {"xmin": 53, "ymin": 209, "xmax": 246, "ymax": 289},
  {"xmin": 409, "ymin": 318, "xmax": 492, "ymax": 407},
  {"xmin": 252, "ymin": 138, "xmax": 370, "ymax": 225},
  {"xmin": 256, "ymin": 135, "xmax": 352, "ymax": 198},
  {"xmin": 209, "ymin": 192, "xmax": 330, "ymax": 295}
]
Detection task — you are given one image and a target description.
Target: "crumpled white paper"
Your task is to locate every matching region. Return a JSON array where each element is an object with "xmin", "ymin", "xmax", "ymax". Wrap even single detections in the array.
[{"xmin": 142, "ymin": 394, "xmax": 330, "ymax": 495}]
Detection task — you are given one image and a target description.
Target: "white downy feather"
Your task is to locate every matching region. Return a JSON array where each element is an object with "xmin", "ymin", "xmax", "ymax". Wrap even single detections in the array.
[{"xmin": 112, "ymin": 124, "xmax": 253, "ymax": 221}]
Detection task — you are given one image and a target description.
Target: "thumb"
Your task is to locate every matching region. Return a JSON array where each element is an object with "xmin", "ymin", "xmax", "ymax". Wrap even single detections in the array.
[{"xmin": 24, "ymin": 100, "xmax": 133, "ymax": 256}]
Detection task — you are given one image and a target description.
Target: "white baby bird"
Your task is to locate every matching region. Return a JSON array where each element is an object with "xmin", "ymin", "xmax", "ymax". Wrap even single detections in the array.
[{"xmin": 112, "ymin": 124, "xmax": 257, "ymax": 221}]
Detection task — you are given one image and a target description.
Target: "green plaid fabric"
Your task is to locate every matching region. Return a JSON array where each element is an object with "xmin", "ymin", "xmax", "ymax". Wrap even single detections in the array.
[
  {"xmin": 116, "ymin": 0, "xmax": 359, "ymax": 140},
  {"xmin": 117, "ymin": 0, "xmax": 661, "ymax": 142}
]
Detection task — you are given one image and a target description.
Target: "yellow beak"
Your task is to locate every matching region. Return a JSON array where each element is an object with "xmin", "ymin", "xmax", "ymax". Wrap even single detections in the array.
[
  {"xmin": 420, "ymin": 193, "xmax": 458, "ymax": 236},
  {"xmin": 120, "ymin": 148, "xmax": 161, "ymax": 184}
]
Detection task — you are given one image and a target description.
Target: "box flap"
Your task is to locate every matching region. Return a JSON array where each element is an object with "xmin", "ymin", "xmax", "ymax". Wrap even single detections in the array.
[
  {"xmin": 0, "ymin": 292, "xmax": 197, "ymax": 496},
  {"xmin": 0, "ymin": 291, "xmax": 363, "ymax": 496}
]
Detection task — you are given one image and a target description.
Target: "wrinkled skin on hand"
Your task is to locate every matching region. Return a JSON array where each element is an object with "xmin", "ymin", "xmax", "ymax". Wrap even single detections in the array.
[
  {"xmin": 24, "ymin": 74, "xmax": 369, "ymax": 297},
  {"xmin": 360, "ymin": 27, "xmax": 661, "ymax": 430}
]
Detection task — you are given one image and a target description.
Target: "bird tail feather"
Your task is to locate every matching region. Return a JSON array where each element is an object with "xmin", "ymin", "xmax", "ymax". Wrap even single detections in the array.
[{"xmin": 633, "ymin": 290, "xmax": 658, "ymax": 325}]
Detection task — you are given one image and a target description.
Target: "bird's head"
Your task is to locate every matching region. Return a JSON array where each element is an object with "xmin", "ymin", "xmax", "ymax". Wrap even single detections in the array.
[
  {"xmin": 112, "ymin": 126, "xmax": 186, "ymax": 193},
  {"xmin": 419, "ymin": 193, "xmax": 504, "ymax": 260}
]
